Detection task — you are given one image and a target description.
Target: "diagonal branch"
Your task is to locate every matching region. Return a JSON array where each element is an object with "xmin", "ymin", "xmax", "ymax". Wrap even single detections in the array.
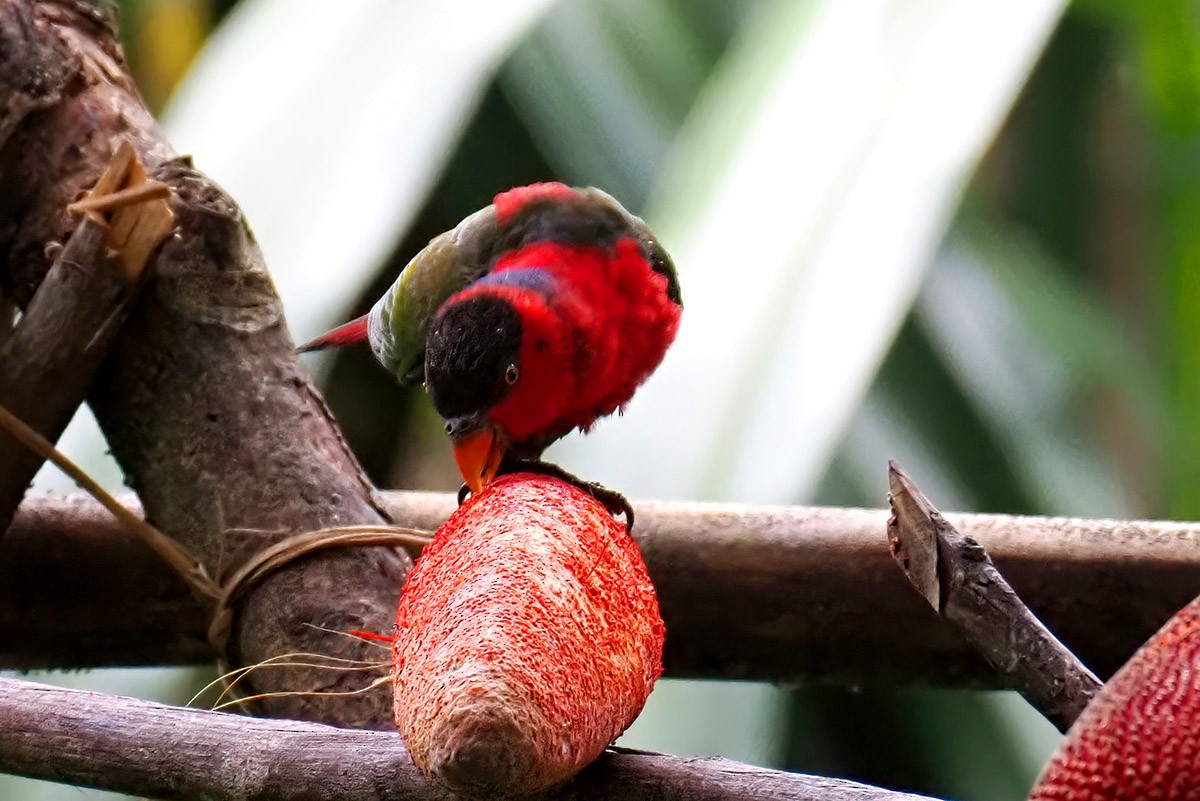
[
  {"xmin": 887, "ymin": 461, "xmax": 1102, "ymax": 731},
  {"xmin": 0, "ymin": 0, "xmax": 408, "ymax": 728},
  {"xmin": 0, "ymin": 139, "xmax": 170, "ymax": 537},
  {"xmin": 0, "ymin": 675, "xmax": 939, "ymax": 801},
  {"xmin": 5, "ymin": 490, "xmax": 1200, "ymax": 689}
]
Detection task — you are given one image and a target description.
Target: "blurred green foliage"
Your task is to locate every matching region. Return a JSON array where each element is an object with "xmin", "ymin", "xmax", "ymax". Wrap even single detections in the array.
[{"xmin": 16, "ymin": 1, "xmax": 1200, "ymax": 800}]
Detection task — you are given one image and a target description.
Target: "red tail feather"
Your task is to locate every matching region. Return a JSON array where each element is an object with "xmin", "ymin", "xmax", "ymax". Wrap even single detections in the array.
[
  {"xmin": 348, "ymin": 628, "xmax": 394, "ymax": 644},
  {"xmin": 296, "ymin": 315, "xmax": 370, "ymax": 353}
]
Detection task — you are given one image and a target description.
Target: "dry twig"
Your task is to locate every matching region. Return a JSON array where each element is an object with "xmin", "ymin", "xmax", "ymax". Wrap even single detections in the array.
[
  {"xmin": 887, "ymin": 461, "xmax": 1102, "ymax": 731},
  {"xmin": 0, "ymin": 140, "xmax": 171, "ymax": 537}
]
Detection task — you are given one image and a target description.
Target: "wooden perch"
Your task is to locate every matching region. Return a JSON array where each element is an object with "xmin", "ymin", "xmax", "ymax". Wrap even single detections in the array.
[
  {"xmin": 0, "ymin": 139, "xmax": 171, "ymax": 538},
  {"xmin": 0, "ymin": 675, "xmax": 939, "ymax": 801},
  {"xmin": 886, "ymin": 462, "xmax": 1102, "ymax": 732},
  {"xmin": 0, "ymin": 0, "xmax": 409, "ymax": 728},
  {"xmin": 5, "ymin": 490, "xmax": 1200, "ymax": 690}
]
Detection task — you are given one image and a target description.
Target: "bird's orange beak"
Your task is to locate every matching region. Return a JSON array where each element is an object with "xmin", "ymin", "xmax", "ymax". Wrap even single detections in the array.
[{"xmin": 452, "ymin": 426, "xmax": 506, "ymax": 496}]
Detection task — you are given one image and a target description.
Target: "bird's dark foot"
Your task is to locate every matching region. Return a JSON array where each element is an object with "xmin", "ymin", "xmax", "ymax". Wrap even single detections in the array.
[
  {"xmin": 456, "ymin": 458, "xmax": 635, "ymax": 531},
  {"xmin": 510, "ymin": 459, "xmax": 635, "ymax": 531}
]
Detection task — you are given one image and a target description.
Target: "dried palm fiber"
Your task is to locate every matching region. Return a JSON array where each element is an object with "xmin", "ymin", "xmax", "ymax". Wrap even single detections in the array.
[{"xmin": 392, "ymin": 473, "xmax": 663, "ymax": 796}]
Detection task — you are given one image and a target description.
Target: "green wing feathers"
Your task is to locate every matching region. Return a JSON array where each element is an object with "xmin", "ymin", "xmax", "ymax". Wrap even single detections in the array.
[{"xmin": 368, "ymin": 206, "xmax": 499, "ymax": 384}]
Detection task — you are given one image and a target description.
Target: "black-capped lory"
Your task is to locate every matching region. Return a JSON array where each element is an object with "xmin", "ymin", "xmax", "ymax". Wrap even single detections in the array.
[{"xmin": 298, "ymin": 183, "xmax": 682, "ymax": 522}]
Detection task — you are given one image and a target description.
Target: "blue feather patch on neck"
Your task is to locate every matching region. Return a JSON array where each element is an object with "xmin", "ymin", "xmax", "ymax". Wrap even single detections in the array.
[{"xmin": 475, "ymin": 267, "xmax": 556, "ymax": 295}]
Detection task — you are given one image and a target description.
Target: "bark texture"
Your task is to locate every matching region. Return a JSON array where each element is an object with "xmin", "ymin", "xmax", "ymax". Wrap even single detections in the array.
[
  {"xmin": 0, "ymin": 219, "xmax": 128, "ymax": 529},
  {"xmin": 0, "ymin": 0, "xmax": 409, "ymax": 728}
]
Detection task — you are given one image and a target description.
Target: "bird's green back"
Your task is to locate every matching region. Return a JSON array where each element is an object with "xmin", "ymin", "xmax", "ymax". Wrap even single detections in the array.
[{"xmin": 368, "ymin": 205, "xmax": 499, "ymax": 384}]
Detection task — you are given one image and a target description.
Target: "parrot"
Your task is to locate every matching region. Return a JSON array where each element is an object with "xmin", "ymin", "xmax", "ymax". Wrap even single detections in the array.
[{"xmin": 298, "ymin": 182, "xmax": 682, "ymax": 525}]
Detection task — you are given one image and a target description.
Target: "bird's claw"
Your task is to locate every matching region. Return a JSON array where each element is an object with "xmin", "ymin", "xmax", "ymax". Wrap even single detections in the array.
[
  {"xmin": 577, "ymin": 479, "xmax": 636, "ymax": 532},
  {"xmin": 505, "ymin": 458, "xmax": 635, "ymax": 532},
  {"xmin": 456, "ymin": 459, "xmax": 635, "ymax": 532}
]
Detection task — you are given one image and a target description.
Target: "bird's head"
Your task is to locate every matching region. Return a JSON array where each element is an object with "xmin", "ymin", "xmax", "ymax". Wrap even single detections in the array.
[{"xmin": 424, "ymin": 282, "xmax": 572, "ymax": 495}]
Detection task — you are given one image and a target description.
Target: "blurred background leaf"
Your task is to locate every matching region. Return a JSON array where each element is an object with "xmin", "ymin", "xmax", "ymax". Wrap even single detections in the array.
[{"xmin": 10, "ymin": 0, "xmax": 1198, "ymax": 799}]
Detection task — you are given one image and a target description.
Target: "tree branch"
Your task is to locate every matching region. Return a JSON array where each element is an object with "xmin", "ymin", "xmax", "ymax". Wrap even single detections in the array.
[
  {"xmin": 0, "ymin": 140, "xmax": 170, "ymax": 538},
  {"xmin": 887, "ymin": 462, "xmax": 1102, "ymax": 731},
  {"xmin": 0, "ymin": 0, "xmax": 408, "ymax": 728},
  {"xmin": 0, "ymin": 675, "xmax": 938, "ymax": 801},
  {"xmin": 5, "ymin": 490, "xmax": 1199, "ymax": 689}
]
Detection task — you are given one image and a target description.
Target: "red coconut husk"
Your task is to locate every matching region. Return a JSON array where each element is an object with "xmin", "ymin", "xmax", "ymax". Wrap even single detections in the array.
[
  {"xmin": 1028, "ymin": 594, "xmax": 1200, "ymax": 800},
  {"xmin": 392, "ymin": 472, "xmax": 664, "ymax": 796}
]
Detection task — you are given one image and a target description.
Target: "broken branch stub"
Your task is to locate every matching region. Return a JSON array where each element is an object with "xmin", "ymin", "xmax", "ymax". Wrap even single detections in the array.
[{"xmin": 886, "ymin": 461, "xmax": 1101, "ymax": 733}]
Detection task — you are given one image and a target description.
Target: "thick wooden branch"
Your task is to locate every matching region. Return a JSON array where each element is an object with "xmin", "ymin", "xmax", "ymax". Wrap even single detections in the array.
[
  {"xmin": 887, "ymin": 462, "xmax": 1102, "ymax": 731},
  {"xmin": 0, "ymin": 675, "xmax": 937, "ymax": 801},
  {"xmin": 0, "ymin": 0, "xmax": 409, "ymax": 727},
  {"xmin": 5, "ymin": 491, "xmax": 1200, "ymax": 689}
]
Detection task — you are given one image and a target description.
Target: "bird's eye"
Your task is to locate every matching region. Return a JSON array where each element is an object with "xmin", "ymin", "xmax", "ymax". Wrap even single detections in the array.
[{"xmin": 504, "ymin": 363, "xmax": 519, "ymax": 385}]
